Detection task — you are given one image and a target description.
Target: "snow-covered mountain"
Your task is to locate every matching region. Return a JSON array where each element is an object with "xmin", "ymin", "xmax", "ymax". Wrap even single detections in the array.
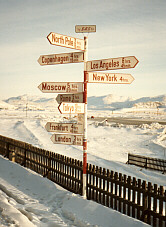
[
  {"xmin": 1, "ymin": 94, "xmax": 166, "ymax": 111},
  {"xmin": 0, "ymin": 100, "xmax": 16, "ymax": 110},
  {"xmin": 88, "ymin": 94, "xmax": 166, "ymax": 110},
  {"xmin": 3, "ymin": 94, "xmax": 58, "ymax": 111}
]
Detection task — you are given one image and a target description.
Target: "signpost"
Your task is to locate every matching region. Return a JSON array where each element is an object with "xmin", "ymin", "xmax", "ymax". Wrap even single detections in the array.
[
  {"xmin": 51, "ymin": 134, "xmax": 83, "ymax": 146},
  {"xmin": 86, "ymin": 56, "xmax": 139, "ymax": 72},
  {"xmin": 38, "ymin": 26, "xmax": 139, "ymax": 199},
  {"xmin": 38, "ymin": 52, "xmax": 84, "ymax": 66},
  {"xmin": 58, "ymin": 102, "xmax": 84, "ymax": 114},
  {"xmin": 38, "ymin": 82, "xmax": 83, "ymax": 93},
  {"xmin": 47, "ymin": 32, "xmax": 84, "ymax": 51},
  {"xmin": 56, "ymin": 93, "xmax": 83, "ymax": 104},
  {"xmin": 45, "ymin": 122, "xmax": 83, "ymax": 134},
  {"xmin": 75, "ymin": 25, "xmax": 96, "ymax": 33},
  {"xmin": 87, "ymin": 72, "xmax": 134, "ymax": 84}
]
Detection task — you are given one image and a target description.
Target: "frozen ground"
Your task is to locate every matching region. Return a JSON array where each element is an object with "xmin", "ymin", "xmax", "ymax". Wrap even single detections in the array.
[{"xmin": 0, "ymin": 94, "xmax": 166, "ymax": 226}]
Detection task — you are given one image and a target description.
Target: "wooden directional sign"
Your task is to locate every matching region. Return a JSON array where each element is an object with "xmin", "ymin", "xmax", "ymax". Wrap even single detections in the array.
[
  {"xmin": 38, "ymin": 52, "xmax": 84, "ymax": 66},
  {"xmin": 47, "ymin": 32, "xmax": 84, "ymax": 51},
  {"xmin": 87, "ymin": 72, "xmax": 134, "ymax": 84},
  {"xmin": 75, "ymin": 25, "xmax": 96, "ymax": 33},
  {"xmin": 38, "ymin": 82, "xmax": 83, "ymax": 93},
  {"xmin": 56, "ymin": 93, "xmax": 83, "ymax": 104},
  {"xmin": 86, "ymin": 56, "xmax": 139, "ymax": 72},
  {"xmin": 51, "ymin": 134, "xmax": 83, "ymax": 146},
  {"xmin": 58, "ymin": 102, "xmax": 84, "ymax": 114},
  {"xmin": 45, "ymin": 122, "xmax": 83, "ymax": 134}
]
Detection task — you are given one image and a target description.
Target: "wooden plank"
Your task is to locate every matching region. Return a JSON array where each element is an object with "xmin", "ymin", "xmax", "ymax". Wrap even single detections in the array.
[{"xmin": 132, "ymin": 177, "xmax": 136, "ymax": 218}]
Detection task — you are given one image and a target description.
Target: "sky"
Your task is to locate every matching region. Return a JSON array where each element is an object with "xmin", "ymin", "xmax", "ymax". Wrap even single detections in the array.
[{"xmin": 0, "ymin": 0, "xmax": 166, "ymax": 99}]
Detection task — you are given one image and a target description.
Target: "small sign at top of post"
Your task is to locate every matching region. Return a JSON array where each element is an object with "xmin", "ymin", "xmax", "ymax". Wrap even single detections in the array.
[{"xmin": 75, "ymin": 25, "xmax": 96, "ymax": 33}]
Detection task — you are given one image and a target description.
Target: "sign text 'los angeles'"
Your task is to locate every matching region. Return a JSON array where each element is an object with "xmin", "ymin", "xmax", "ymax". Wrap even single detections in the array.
[{"xmin": 86, "ymin": 56, "xmax": 139, "ymax": 72}]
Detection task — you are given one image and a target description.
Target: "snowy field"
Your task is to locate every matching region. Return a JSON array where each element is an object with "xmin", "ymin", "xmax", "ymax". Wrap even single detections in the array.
[{"xmin": 0, "ymin": 94, "xmax": 166, "ymax": 226}]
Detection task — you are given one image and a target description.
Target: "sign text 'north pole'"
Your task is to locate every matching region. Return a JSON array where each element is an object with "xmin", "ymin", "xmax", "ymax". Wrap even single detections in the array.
[{"xmin": 47, "ymin": 32, "xmax": 84, "ymax": 51}]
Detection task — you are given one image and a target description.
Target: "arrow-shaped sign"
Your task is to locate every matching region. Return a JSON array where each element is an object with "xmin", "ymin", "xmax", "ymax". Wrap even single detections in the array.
[
  {"xmin": 51, "ymin": 134, "xmax": 83, "ymax": 146},
  {"xmin": 86, "ymin": 56, "xmax": 139, "ymax": 72},
  {"xmin": 38, "ymin": 82, "xmax": 83, "ymax": 93},
  {"xmin": 38, "ymin": 52, "xmax": 84, "ymax": 66},
  {"xmin": 47, "ymin": 32, "xmax": 84, "ymax": 51},
  {"xmin": 45, "ymin": 122, "xmax": 83, "ymax": 134},
  {"xmin": 58, "ymin": 102, "xmax": 84, "ymax": 114},
  {"xmin": 56, "ymin": 93, "xmax": 83, "ymax": 104},
  {"xmin": 87, "ymin": 72, "xmax": 134, "ymax": 84}
]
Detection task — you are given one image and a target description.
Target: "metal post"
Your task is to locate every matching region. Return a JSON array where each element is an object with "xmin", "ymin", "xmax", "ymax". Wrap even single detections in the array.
[{"xmin": 83, "ymin": 36, "xmax": 88, "ymax": 198}]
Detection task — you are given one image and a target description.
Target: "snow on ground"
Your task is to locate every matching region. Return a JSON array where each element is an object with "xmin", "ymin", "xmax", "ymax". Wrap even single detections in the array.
[
  {"xmin": 0, "ymin": 94, "xmax": 166, "ymax": 226},
  {"xmin": 0, "ymin": 156, "xmax": 149, "ymax": 227}
]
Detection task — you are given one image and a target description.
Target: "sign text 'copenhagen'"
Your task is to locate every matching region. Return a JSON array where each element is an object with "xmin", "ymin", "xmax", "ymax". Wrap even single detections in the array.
[
  {"xmin": 38, "ymin": 52, "xmax": 84, "ymax": 66},
  {"xmin": 45, "ymin": 122, "xmax": 83, "ymax": 134},
  {"xmin": 38, "ymin": 82, "xmax": 83, "ymax": 93},
  {"xmin": 87, "ymin": 72, "xmax": 134, "ymax": 84},
  {"xmin": 51, "ymin": 134, "xmax": 83, "ymax": 146},
  {"xmin": 86, "ymin": 56, "xmax": 139, "ymax": 72},
  {"xmin": 58, "ymin": 102, "xmax": 84, "ymax": 114},
  {"xmin": 47, "ymin": 32, "xmax": 84, "ymax": 51}
]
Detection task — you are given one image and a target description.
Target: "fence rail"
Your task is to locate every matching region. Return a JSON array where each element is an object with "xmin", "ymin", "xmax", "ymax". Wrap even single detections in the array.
[
  {"xmin": 0, "ymin": 135, "xmax": 165, "ymax": 227},
  {"xmin": 127, "ymin": 153, "xmax": 166, "ymax": 173}
]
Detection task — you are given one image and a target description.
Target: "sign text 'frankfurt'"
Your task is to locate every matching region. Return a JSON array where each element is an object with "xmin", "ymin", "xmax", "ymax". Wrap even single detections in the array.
[{"xmin": 45, "ymin": 122, "xmax": 83, "ymax": 134}]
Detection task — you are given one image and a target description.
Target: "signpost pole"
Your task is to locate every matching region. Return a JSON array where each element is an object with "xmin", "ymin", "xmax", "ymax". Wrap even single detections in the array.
[{"xmin": 83, "ymin": 36, "xmax": 88, "ymax": 198}]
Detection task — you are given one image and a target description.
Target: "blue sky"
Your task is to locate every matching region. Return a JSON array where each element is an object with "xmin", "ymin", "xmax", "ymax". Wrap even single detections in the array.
[{"xmin": 0, "ymin": 0, "xmax": 166, "ymax": 99}]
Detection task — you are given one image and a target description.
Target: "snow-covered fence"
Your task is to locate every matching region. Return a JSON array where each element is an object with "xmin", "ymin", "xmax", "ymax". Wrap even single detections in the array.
[
  {"xmin": 0, "ymin": 134, "xmax": 165, "ymax": 227},
  {"xmin": 87, "ymin": 164, "xmax": 166, "ymax": 227},
  {"xmin": 0, "ymin": 134, "xmax": 83, "ymax": 195},
  {"xmin": 127, "ymin": 153, "xmax": 166, "ymax": 173}
]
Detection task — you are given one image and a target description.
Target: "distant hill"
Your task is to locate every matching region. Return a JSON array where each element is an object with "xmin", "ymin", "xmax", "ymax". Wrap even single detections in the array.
[
  {"xmin": 0, "ymin": 100, "xmax": 16, "ymax": 110},
  {"xmin": 87, "ymin": 94, "xmax": 166, "ymax": 110},
  {"xmin": 3, "ymin": 94, "xmax": 58, "ymax": 111},
  {"xmin": 1, "ymin": 94, "xmax": 166, "ymax": 111}
]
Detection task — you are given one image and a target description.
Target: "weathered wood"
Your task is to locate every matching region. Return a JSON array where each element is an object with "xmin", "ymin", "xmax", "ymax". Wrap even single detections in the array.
[
  {"xmin": 128, "ymin": 153, "xmax": 166, "ymax": 173},
  {"xmin": 132, "ymin": 177, "xmax": 136, "ymax": 218}
]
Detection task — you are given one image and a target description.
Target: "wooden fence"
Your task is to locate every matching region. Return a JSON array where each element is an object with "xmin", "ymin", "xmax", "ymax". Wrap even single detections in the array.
[
  {"xmin": 127, "ymin": 153, "xmax": 166, "ymax": 173},
  {"xmin": 0, "ymin": 135, "xmax": 165, "ymax": 227}
]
